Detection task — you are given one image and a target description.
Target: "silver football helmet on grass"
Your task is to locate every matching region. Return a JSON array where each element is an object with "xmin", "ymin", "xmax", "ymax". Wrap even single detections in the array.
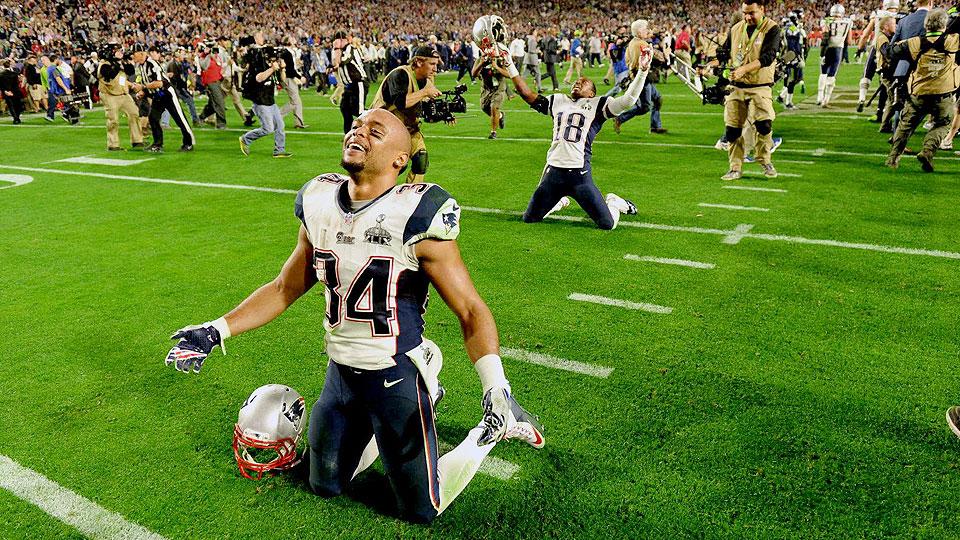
[{"xmin": 232, "ymin": 384, "xmax": 306, "ymax": 480}]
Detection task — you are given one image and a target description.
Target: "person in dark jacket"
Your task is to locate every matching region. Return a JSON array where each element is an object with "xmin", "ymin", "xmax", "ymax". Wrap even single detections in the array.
[{"xmin": 0, "ymin": 59, "xmax": 23, "ymax": 124}]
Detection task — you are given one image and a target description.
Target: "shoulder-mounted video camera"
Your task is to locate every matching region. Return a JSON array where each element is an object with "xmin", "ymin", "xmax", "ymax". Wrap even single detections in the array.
[
  {"xmin": 421, "ymin": 84, "xmax": 468, "ymax": 123},
  {"xmin": 699, "ymin": 65, "xmax": 730, "ymax": 105},
  {"xmin": 198, "ymin": 40, "xmax": 220, "ymax": 55}
]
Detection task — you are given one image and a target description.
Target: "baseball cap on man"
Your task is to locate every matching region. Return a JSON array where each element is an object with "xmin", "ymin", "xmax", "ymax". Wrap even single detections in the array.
[{"xmin": 411, "ymin": 46, "xmax": 441, "ymax": 59}]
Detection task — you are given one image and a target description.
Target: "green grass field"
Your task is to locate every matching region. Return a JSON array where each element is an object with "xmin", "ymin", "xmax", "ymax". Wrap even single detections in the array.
[{"xmin": 2, "ymin": 53, "xmax": 960, "ymax": 539}]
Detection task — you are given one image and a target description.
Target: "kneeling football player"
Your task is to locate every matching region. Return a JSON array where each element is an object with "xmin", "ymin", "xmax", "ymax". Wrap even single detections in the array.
[
  {"xmin": 165, "ymin": 108, "xmax": 544, "ymax": 524},
  {"xmin": 496, "ymin": 47, "xmax": 654, "ymax": 229}
]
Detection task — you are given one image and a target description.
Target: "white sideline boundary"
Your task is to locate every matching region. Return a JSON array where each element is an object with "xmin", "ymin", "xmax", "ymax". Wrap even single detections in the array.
[
  {"xmin": 699, "ymin": 203, "xmax": 770, "ymax": 212},
  {"xmin": 0, "ymin": 454, "xmax": 167, "ymax": 540},
  {"xmin": 2, "ymin": 164, "xmax": 960, "ymax": 260},
  {"xmin": 568, "ymin": 293, "xmax": 674, "ymax": 314},
  {"xmin": 624, "ymin": 255, "xmax": 715, "ymax": 269},
  {"xmin": 3, "ymin": 123, "xmax": 959, "ymax": 161},
  {"xmin": 53, "ymin": 156, "xmax": 155, "ymax": 167},
  {"xmin": 722, "ymin": 185, "xmax": 788, "ymax": 193},
  {"xmin": 500, "ymin": 347, "xmax": 613, "ymax": 378}
]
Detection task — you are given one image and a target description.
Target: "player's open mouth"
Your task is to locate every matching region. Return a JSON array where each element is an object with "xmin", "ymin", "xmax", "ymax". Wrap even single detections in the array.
[{"xmin": 345, "ymin": 142, "xmax": 367, "ymax": 154}]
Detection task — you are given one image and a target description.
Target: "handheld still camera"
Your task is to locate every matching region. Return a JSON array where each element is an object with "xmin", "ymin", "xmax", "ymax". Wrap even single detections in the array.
[{"xmin": 421, "ymin": 84, "xmax": 468, "ymax": 123}]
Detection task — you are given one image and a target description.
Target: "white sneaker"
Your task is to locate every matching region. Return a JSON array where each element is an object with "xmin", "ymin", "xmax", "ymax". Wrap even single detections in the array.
[
  {"xmin": 504, "ymin": 393, "xmax": 545, "ymax": 448},
  {"xmin": 772, "ymin": 137, "xmax": 783, "ymax": 154},
  {"xmin": 924, "ymin": 121, "xmax": 935, "ymax": 131},
  {"xmin": 715, "ymin": 138, "xmax": 731, "ymax": 151}
]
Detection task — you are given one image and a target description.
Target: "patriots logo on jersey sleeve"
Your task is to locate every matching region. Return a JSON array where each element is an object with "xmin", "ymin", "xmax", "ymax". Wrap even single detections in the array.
[{"xmin": 442, "ymin": 206, "xmax": 460, "ymax": 233}]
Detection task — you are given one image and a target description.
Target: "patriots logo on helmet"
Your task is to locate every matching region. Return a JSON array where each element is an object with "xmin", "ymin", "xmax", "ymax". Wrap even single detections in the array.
[{"xmin": 473, "ymin": 15, "xmax": 507, "ymax": 50}]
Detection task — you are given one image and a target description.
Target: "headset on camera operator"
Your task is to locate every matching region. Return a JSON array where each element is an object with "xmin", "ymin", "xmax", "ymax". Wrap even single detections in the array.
[
  {"xmin": 97, "ymin": 41, "xmax": 144, "ymax": 151},
  {"xmin": 371, "ymin": 46, "xmax": 445, "ymax": 184},
  {"xmin": 133, "ymin": 44, "xmax": 195, "ymax": 153},
  {"xmin": 239, "ymin": 31, "xmax": 291, "ymax": 158}
]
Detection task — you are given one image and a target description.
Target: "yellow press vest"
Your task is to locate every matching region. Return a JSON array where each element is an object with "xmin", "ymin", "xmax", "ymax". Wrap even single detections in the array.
[
  {"xmin": 729, "ymin": 18, "xmax": 777, "ymax": 86},
  {"xmin": 97, "ymin": 61, "xmax": 130, "ymax": 97},
  {"xmin": 906, "ymin": 34, "xmax": 960, "ymax": 96},
  {"xmin": 371, "ymin": 65, "xmax": 421, "ymax": 133},
  {"xmin": 876, "ymin": 32, "xmax": 891, "ymax": 71}
]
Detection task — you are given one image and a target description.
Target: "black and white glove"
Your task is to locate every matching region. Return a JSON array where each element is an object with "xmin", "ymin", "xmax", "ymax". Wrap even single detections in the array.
[
  {"xmin": 165, "ymin": 318, "xmax": 230, "ymax": 374},
  {"xmin": 475, "ymin": 354, "xmax": 512, "ymax": 446}
]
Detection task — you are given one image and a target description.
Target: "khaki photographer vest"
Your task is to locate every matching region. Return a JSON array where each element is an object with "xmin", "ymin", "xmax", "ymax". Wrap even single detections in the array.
[
  {"xmin": 729, "ymin": 18, "xmax": 777, "ymax": 86},
  {"xmin": 98, "ymin": 61, "xmax": 130, "ymax": 96},
  {"xmin": 371, "ymin": 65, "xmax": 421, "ymax": 133},
  {"xmin": 906, "ymin": 34, "xmax": 960, "ymax": 96},
  {"xmin": 876, "ymin": 32, "xmax": 891, "ymax": 71}
]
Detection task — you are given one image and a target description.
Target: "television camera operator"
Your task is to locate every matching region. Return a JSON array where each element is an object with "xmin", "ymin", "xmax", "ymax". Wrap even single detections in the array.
[
  {"xmin": 239, "ymin": 31, "xmax": 291, "ymax": 158},
  {"xmin": 97, "ymin": 41, "xmax": 144, "ymax": 151},
  {"xmin": 371, "ymin": 46, "xmax": 446, "ymax": 184}
]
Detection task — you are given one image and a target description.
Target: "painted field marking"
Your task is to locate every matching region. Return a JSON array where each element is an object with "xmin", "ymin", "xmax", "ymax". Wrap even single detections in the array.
[
  {"xmin": 777, "ymin": 159, "xmax": 815, "ymax": 165},
  {"xmin": 53, "ymin": 155, "xmax": 155, "ymax": 167},
  {"xmin": 722, "ymin": 224, "xmax": 756, "ymax": 245},
  {"xmin": 568, "ymin": 293, "xmax": 673, "ymax": 314},
  {"xmin": 4, "ymin": 165, "xmax": 960, "ymax": 260},
  {"xmin": 623, "ymin": 255, "xmax": 715, "ymax": 270},
  {"xmin": 437, "ymin": 443, "xmax": 519, "ymax": 481},
  {"xmin": 0, "ymin": 174, "xmax": 33, "ymax": 189},
  {"xmin": 699, "ymin": 203, "xmax": 770, "ymax": 212},
  {"xmin": 722, "ymin": 185, "xmax": 788, "ymax": 194},
  {"xmin": 4, "ymin": 124, "xmax": 960, "ymax": 161},
  {"xmin": 742, "ymin": 171, "xmax": 803, "ymax": 179},
  {"xmin": 0, "ymin": 454, "xmax": 167, "ymax": 540},
  {"xmin": 500, "ymin": 347, "xmax": 613, "ymax": 378}
]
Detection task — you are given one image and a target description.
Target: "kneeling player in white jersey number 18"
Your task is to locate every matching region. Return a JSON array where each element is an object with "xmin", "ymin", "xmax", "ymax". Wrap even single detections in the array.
[
  {"xmin": 493, "ymin": 46, "xmax": 654, "ymax": 230},
  {"xmin": 164, "ymin": 108, "xmax": 544, "ymax": 524}
]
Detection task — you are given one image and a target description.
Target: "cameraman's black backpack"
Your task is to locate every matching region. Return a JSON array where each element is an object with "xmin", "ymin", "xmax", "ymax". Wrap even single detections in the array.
[{"xmin": 242, "ymin": 68, "xmax": 257, "ymax": 101}]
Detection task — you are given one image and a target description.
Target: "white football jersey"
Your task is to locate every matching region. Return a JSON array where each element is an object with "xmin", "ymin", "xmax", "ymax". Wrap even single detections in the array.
[
  {"xmin": 295, "ymin": 174, "xmax": 460, "ymax": 370},
  {"xmin": 538, "ymin": 94, "xmax": 613, "ymax": 169},
  {"xmin": 824, "ymin": 17, "xmax": 854, "ymax": 48}
]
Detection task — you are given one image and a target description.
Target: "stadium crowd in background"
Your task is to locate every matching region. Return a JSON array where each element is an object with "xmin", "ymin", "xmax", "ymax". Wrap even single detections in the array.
[{"xmin": 0, "ymin": 0, "xmax": 958, "ymax": 165}]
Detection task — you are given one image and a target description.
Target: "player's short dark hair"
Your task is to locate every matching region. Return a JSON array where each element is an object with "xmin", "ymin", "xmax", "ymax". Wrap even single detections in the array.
[{"xmin": 743, "ymin": 0, "xmax": 767, "ymax": 5}]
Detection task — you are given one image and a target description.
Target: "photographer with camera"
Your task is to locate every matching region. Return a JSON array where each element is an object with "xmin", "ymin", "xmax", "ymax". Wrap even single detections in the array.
[
  {"xmin": 239, "ymin": 31, "xmax": 291, "ymax": 158},
  {"xmin": 472, "ymin": 51, "xmax": 507, "ymax": 139},
  {"xmin": 707, "ymin": 0, "xmax": 781, "ymax": 180},
  {"xmin": 97, "ymin": 42, "xmax": 144, "ymax": 151},
  {"xmin": 371, "ymin": 46, "xmax": 444, "ymax": 184},
  {"xmin": 134, "ymin": 45, "xmax": 195, "ymax": 153},
  {"xmin": 198, "ymin": 41, "xmax": 227, "ymax": 129}
]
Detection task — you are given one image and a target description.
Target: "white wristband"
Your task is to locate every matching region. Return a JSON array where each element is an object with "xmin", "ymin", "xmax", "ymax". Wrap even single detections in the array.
[
  {"xmin": 207, "ymin": 317, "xmax": 231, "ymax": 354},
  {"xmin": 507, "ymin": 63, "xmax": 519, "ymax": 78},
  {"xmin": 475, "ymin": 354, "xmax": 510, "ymax": 393}
]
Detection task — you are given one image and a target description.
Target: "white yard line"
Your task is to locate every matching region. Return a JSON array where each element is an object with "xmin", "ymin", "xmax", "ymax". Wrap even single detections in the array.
[
  {"xmin": 776, "ymin": 159, "xmax": 815, "ymax": 165},
  {"xmin": 500, "ymin": 347, "xmax": 613, "ymax": 378},
  {"xmin": 742, "ymin": 171, "xmax": 803, "ymax": 178},
  {"xmin": 3, "ymin": 165, "xmax": 960, "ymax": 260},
  {"xmin": 623, "ymin": 255, "xmax": 715, "ymax": 269},
  {"xmin": 53, "ymin": 156, "xmax": 155, "ymax": 167},
  {"xmin": 722, "ymin": 185, "xmax": 788, "ymax": 193},
  {"xmin": 3, "ymin": 123, "xmax": 959, "ymax": 161},
  {"xmin": 0, "ymin": 174, "xmax": 33, "ymax": 189},
  {"xmin": 568, "ymin": 293, "xmax": 673, "ymax": 314},
  {"xmin": 436, "ymin": 443, "xmax": 519, "ymax": 481},
  {"xmin": 0, "ymin": 454, "xmax": 167, "ymax": 540},
  {"xmin": 699, "ymin": 203, "xmax": 770, "ymax": 212}
]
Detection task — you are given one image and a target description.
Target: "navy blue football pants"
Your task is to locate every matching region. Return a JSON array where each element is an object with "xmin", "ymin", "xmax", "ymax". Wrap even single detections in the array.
[
  {"xmin": 523, "ymin": 164, "xmax": 615, "ymax": 230},
  {"xmin": 308, "ymin": 355, "xmax": 441, "ymax": 523}
]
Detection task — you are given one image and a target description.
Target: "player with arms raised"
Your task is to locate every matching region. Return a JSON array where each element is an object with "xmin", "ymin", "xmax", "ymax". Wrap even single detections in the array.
[
  {"xmin": 494, "ymin": 46, "xmax": 654, "ymax": 229},
  {"xmin": 164, "ymin": 108, "xmax": 544, "ymax": 524}
]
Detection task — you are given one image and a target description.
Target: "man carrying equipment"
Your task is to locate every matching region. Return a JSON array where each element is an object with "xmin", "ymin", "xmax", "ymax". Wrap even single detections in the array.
[
  {"xmin": 495, "ymin": 47, "xmax": 651, "ymax": 230},
  {"xmin": 857, "ymin": 0, "xmax": 902, "ymax": 115},
  {"xmin": 471, "ymin": 52, "xmax": 507, "ymax": 139},
  {"xmin": 874, "ymin": 16, "xmax": 900, "ymax": 131},
  {"xmin": 97, "ymin": 42, "xmax": 144, "ymax": 151},
  {"xmin": 710, "ymin": 0, "xmax": 782, "ymax": 180},
  {"xmin": 819, "ymin": 4, "xmax": 855, "ymax": 107},
  {"xmin": 133, "ymin": 45, "xmax": 194, "ymax": 153},
  {"xmin": 165, "ymin": 108, "xmax": 544, "ymax": 523},
  {"xmin": 371, "ymin": 46, "xmax": 443, "ymax": 183},
  {"xmin": 885, "ymin": 8, "xmax": 959, "ymax": 171}
]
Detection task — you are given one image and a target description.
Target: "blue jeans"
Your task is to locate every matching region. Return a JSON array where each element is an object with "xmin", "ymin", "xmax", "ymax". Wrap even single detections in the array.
[
  {"xmin": 616, "ymin": 82, "xmax": 662, "ymax": 129},
  {"xmin": 47, "ymin": 91, "xmax": 59, "ymax": 118},
  {"xmin": 603, "ymin": 71, "xmax": 630, "ymax": 98},
  {"xmin": 242, "ymin": 103, "xmax": 286, "ymax": 154}
]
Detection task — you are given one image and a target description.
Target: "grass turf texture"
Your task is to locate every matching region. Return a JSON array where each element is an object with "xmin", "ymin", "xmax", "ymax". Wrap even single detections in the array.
[{"xmin": 2, "ymin": 52, "xmax": 960, "ymax": 538}]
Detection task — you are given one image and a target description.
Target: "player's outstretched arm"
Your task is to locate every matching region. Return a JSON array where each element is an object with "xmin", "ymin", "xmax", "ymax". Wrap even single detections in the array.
[
  {"xmin": 493, "ymin": 61, "xmax": 537, "ymax": 104},
  {"xmin": 606, "ymin": 49, "xmax": 652, "ymax": 116},
  {"xmin": 417, "ymin": 238, "xmax": 517, "ymax": 445},
  {"xmin": 165, "ymin": 226, "xmax": 318, "ymax": 374}
]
